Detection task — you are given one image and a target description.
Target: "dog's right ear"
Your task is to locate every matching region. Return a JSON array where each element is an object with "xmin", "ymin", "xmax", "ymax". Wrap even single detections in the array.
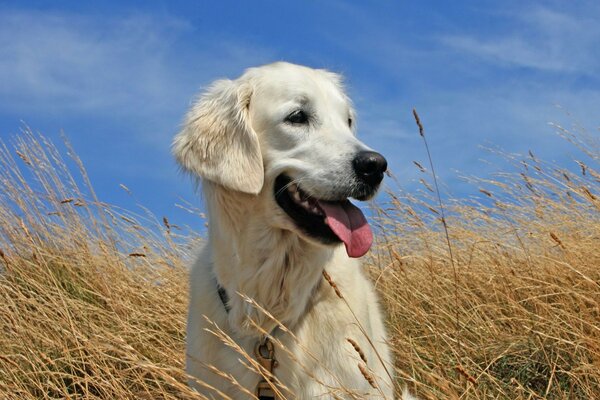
[{"xmin": 172, "ymin": 79, "xmax": 264, "ymax": 194}]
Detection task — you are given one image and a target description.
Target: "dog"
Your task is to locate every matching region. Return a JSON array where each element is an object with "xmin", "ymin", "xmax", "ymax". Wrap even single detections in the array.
[{"xmin": 173, "ymin": 62, "xmax": 399, "ymax": 399}]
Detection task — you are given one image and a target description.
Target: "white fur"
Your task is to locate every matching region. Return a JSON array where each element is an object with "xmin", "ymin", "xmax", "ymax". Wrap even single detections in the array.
[{"xmin": 174, "ymin": 62, "xmax": 402, "ymax": 399}]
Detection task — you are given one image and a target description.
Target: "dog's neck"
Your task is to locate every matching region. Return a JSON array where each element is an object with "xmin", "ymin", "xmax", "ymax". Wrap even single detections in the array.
[{"xmin": 203, "ymin": 182, "xmax": 334, "ymax": 337}]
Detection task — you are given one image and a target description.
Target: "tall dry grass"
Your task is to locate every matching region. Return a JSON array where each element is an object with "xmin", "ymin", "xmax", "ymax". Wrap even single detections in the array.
[{"xmin": 0, "ymin": 123, "xmax": 598, "ymax": 399}]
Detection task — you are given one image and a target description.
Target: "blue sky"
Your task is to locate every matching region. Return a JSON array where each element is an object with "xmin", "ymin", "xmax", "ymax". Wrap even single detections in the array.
[{"xmin": 1, "ymin": 1, "xmax": 599, "ymax": 227}]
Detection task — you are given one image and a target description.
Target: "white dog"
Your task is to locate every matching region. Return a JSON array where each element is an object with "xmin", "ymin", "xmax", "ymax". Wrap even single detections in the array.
[{"xmin": 173, "ymin": 62, "xmax": 400, "ymax": 399}]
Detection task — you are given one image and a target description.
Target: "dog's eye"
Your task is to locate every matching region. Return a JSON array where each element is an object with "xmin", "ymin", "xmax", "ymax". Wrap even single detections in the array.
[
  {"xmin": 348, "ymin": 117, "xmax": 353, "ymax": 127},
  {"xmin": 286, "ymin": 110, "xmax": 309, "ymax": 124}
]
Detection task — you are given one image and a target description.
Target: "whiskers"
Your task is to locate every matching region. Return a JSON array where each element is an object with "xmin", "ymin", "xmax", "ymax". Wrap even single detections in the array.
[{"xmin": 274, "ymin": 174, "xmax": 317, "ymax": 199}]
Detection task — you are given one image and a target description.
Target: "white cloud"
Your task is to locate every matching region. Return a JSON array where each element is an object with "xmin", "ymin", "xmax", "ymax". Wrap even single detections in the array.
[
  {"xmin": 0, "ymin": 12, "xmax": 178, "ymax": 111},
  {"xmin": 440, "ymin": 6, "xmax": 600, "ymax": 74},
  {"xmin": 0, "ymin": 10, "xmax": 273, "ymax": 117}
]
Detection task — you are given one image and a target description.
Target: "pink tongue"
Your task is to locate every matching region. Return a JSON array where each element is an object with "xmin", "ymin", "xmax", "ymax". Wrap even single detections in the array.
[{"xmin": 318, "ymin": 200, "xmax": 373, "ymax": 258}]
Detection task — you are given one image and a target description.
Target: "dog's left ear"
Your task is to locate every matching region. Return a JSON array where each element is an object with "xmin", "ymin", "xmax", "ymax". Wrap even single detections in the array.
[{"xmin": 172, "ymin": 79, "xmax": 263, "ymax": 194}]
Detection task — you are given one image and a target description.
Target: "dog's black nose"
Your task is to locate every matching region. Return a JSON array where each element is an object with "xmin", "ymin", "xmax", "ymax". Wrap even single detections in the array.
[{"xmin": 352, "ymin": 151, "xmax": 387, "ymax": 186}]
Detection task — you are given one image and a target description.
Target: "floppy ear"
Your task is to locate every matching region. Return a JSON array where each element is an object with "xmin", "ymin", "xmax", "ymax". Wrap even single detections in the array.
[{"xmin": 172, "ymin": 79, "xmax": 264, "ymax": 194}]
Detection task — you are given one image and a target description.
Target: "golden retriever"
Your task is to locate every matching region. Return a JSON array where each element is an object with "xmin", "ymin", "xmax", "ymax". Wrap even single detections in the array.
[{"xmin": 173, "ymin": 62, "xmax": 413, "ymax": 399}]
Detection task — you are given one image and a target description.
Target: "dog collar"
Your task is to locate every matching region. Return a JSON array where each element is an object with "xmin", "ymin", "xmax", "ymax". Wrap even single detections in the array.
[
  {"xmin": 215, "ymin": 282, "xmax": 279, "ymax": 399},
  {"xmin": 216, "ymin": 284, "xmax": 231, "ymax": 313}
]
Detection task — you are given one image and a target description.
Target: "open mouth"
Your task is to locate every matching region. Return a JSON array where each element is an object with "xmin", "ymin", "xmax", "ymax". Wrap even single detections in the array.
[{"xmin": 274, "ymin": 175, "xmax": 373, "ymax": 258}]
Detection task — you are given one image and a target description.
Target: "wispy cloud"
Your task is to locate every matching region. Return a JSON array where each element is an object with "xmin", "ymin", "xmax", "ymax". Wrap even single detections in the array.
[
  {"xmin": 0, "ymin": 11, "xmax": 181, "ymax": 113},
  {"xmin": 0, "ymin": 10, "xmax": 273, "ymax": 118},
  {"xmin": 441, "ymin": 6, "xmax": 600, "ymax": 74}
]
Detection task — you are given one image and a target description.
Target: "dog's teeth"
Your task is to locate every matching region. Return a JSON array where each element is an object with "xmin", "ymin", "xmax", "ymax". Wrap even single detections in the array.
[
  {"xmin": 287, "ymin": 185, "xmax": 323, "ymax": 216},
  {"xmin": 303, "ymin": 201, "xmax": 323, "ymax": 216},
  {"xmin": 293, "ymin": 191, "xmax": 302, "ymax": 202}
]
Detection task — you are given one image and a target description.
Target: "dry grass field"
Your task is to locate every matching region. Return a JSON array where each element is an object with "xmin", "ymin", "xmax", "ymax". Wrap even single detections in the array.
[{"xmin": 0, "ymin": 125, "xmax": 598, "ymax": 399}]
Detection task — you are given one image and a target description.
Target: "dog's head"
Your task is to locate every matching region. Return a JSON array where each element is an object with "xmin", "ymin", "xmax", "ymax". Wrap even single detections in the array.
[{"xmin": 173, "ymin": 62, "xmax": 387, "ymax": 257}]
